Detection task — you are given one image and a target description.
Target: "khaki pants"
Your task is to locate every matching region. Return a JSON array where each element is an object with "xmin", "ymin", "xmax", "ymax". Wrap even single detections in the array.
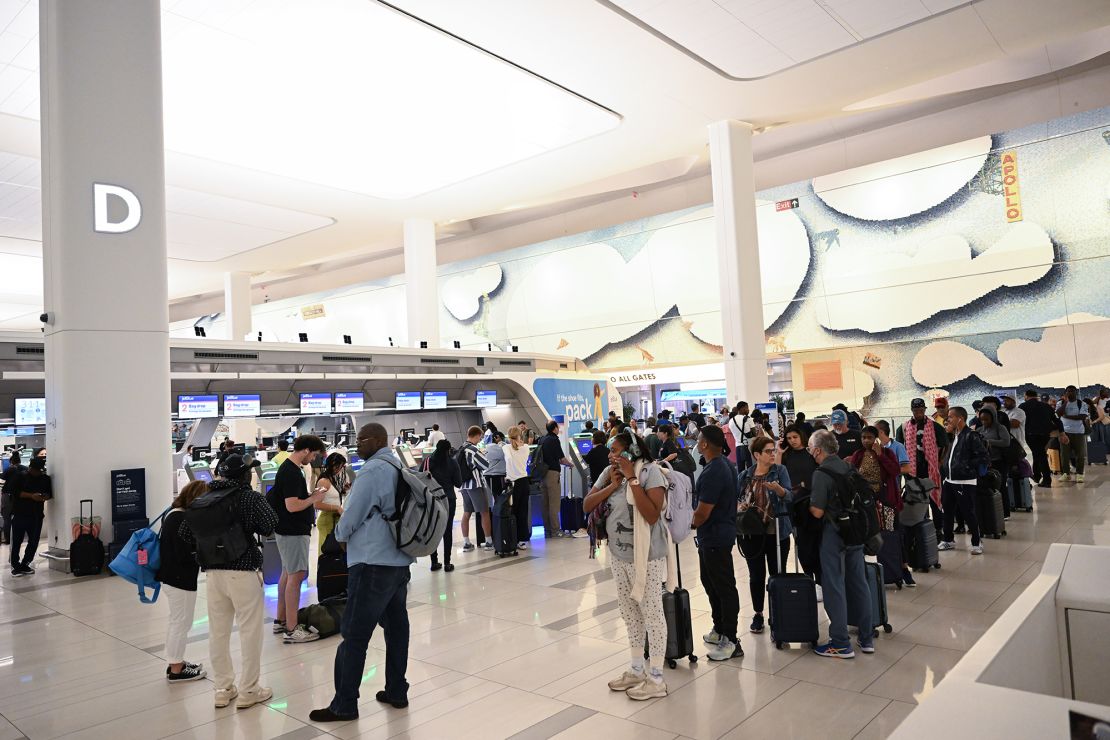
[
  {"xmin": 207, "ymin": 569, "xmax": 265, "ymax": 693},
  {"xmin": 542, "ymin": 469, "xmax": 561, "ymax": 536}
]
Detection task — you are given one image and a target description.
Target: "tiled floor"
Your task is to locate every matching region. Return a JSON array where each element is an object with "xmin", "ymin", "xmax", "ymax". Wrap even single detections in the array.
[{"xmin": 1, "ymin": 466, "xmax": 1107, "ymax": 739}]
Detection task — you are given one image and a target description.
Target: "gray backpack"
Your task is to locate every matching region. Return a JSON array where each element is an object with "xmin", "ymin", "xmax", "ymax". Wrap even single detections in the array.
[{"xmin": 381, "ymin": 455, "xmax": 449, "ymax": 557}]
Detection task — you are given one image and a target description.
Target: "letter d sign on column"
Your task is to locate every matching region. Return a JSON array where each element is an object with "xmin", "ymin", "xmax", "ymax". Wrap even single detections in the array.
[{"xmin": 93, "ymin": 183, "xmax": 142, "ymax": 234}]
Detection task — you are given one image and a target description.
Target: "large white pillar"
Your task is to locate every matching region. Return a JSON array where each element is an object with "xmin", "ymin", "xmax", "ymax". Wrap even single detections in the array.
[
  {"xmin": 403, "ymin": 218, "xmax": 439, "ymax": 348},
  {"xmin": 224, "ymin": 271, "xmax": 252, "ymax": 341},
  {"xmin": 708, "ymin": 120, "xmax": 769, "ymax": 406},
  {"xmin": 40, "ymin": 0, "xmax": 172, "ymax": 549}
]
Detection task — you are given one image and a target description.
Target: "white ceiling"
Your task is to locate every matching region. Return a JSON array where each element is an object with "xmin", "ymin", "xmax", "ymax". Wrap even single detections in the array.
[{"xmin": 0, "ymin": 0, "xmax": 1107, "ymax": 328}]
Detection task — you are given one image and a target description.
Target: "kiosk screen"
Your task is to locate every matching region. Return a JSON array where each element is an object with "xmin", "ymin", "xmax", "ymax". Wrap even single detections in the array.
[{"xmin": 574, "ymin": 438, "xmax": 593, "ymax": 456}]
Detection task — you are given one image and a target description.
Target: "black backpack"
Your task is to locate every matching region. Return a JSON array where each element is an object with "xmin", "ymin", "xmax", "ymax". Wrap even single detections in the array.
[
  {"xmin": 528, "ymin": 439, "xmax": 550, "ymax": 483},
  {"xmin": 184, "ymin": 487, "xmax": 252, "ymax": 567},
  {"xmin": 819, "ymin": 469, "xmax": 881, "ymax": 552}
]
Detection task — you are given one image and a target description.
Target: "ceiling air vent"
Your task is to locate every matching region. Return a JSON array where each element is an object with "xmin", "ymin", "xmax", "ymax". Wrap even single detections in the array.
[
  {"xmin": 419, "ymin": 357, "xmax": 461, "ymax": 365},
  {"xmin": 193, "ymin": 351, "xmax": 259, "ymax": 361},
  {"xmin": 499, "ymin": 360, "xmax": 532, "ymax": 367},
  {"xmin": 559, "ymin": 363, "xmax": 569, "ymax": 369},
  {"xmin": 15, "ymin": 346, "xmax": 44, "ymax": 355},
  {"xmin": 321, "ymin": 354, "xmax": 374, "ymax": 363}
]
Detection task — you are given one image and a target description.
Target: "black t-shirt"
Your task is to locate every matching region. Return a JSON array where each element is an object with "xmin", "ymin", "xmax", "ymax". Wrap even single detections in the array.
[
  {"xmin": 694, "ymin": 455, "xmax": 737, "ymax": 548},
  {"xmin": 1020, "ymin": 399, "xmax": 1056, "ymax": 436},
  {"xmin": 689, "ymin": 412, "xmax": 706, "ymax": 429},
  {"xmin": 540, "ymin": 434, "xmax": 564, "ymax": 470},
  {"xmin": 11, "ymin": 472, "xmax": 52, "ymax": 517},
  {"xmin": 660, "ymin": 439, "xmax": 680, "ymax": 461},
  {"xmin": 269, "ymin": 459, "xmax": 313, "ymax": 536},
  {"xmin": 584, "ymin": 446, "xmax": 610, "ymax": 484},
  {"xmin": 898, "ymin": 419, "xmax": 947, "ymax": 476},
  {"xmin": 834, "ymin": 430, "xmax": 862, "ymax": 459}
]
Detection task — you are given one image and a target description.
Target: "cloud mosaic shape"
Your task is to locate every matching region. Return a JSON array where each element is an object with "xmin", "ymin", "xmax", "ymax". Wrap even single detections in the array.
[
  {"xmin": 813, "ymin": 136, "xmax": 992, "ymax": 221},
  {"xmin": 442, "ymin": 263, "xmax": 503, "ymax": 321},
  {"xmin": 815, "ymin": 221, "xmax": 1054, "ymax": 332}
]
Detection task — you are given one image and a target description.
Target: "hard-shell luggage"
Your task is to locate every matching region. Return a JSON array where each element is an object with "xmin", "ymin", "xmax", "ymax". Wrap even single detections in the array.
[
  {"xmin": 493, "ymin": 494, "xmax": 518, "ymax": 558},
  {"xmin": 1008, "ymin": 477, "xmax": 1033, "ymax": 512},
  {"xmin": 767, "ymin": 515, "xmax": 819, "ymax": 650},
  {"xmin": 661, "ymin": 544, "xmax": 697, "ymax": 668},
  {"xmin": 852, "ymin": 561, "xmax": 892, "ymax": 637},
  {"xmin": 262, "ymin": 536, "xmax": 281, "ymax": 585},
  {"xmin": 907, "ymin": 520, "xmax": 940, "ymax": 572},
  {"xmin": 899, "ymin": 478, "xmax": 934, "ymax": 528},
  {"xmin": 560, "ymin": 496, "xmax": 584, "ymax": 533},
  {"xmin": 1088, "ymin": 440, "xmax": 1108, "ymax": 466},
  {"xmin": 976, "ymin": 487, "xmax": 1007, "ymax": 539},
  {"xmin": 70, "ymin": 499, "xmax": 106, "ymax": 577},
  {"xmin": 877, "ymin": 528, "xmax": 905, "ymax": 588},
  {"xmin": 317, "ymin": 535, "xmax": 348, "ymax": 601}
]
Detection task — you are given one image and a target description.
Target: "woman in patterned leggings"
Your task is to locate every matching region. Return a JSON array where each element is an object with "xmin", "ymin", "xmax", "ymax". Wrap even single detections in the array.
[{"xmin": 583, "ymin": 430, "xmax": 672, "ymax": 701}]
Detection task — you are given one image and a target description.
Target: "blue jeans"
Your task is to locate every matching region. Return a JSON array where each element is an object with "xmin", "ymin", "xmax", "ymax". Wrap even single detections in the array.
[
  {"xmin": 819, "ymin": 522, "xmax": 871, "ymax": 649},
  {"xmin": 329, "ymin": 563, "xmax": 411, "ymax": 716}
]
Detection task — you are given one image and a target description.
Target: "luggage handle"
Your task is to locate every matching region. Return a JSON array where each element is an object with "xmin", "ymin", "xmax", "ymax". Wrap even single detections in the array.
[{"xmin": 80, "ymin": 499, "xmax": 94, "ymax": 535}]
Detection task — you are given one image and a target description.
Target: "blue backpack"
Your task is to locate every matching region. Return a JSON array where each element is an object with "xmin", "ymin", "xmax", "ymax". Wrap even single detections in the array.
[{"xmin": 109, "ymin": 506, "xmax": 171, "ymax": 604}]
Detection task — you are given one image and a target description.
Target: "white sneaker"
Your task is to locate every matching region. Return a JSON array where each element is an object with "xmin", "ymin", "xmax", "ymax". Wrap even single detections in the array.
[
  {"xmin": 970, "ymin": 544, "xmax": 984, "ymax": 555},
  {"xmin": 938, "ymin": 541, "xmax": 955, "ymax": 551},
  {"xmin": 607, "ymin": 670, "xmax": 646, "ymax": 691},
  {"xmin": 703, "ymin": 629, "xmax": 721, "ymax": 645},
  {"xmin": 1061, "ymin": 474, "xmax": 1072, "ymax": 482},
  {"xmin": 815, "ymin": 584, "xmax": 824, "ymax": 602},
  {"xmin": 1076, "ymin": 474, "xmax": 1085, "ymax": 484},
  {"xmin": 517, "ymin": 541, "xmax": 529, "ymax": 550},
  {"xmin": 214, "ymin": 687, "xmax": 238, "ymax": 708},
  {"xmin": 627, "ymin": 677, "xmax": 667, "ymax": 700},
  {"xmin": 571, "ymin": 528, "xmax": 588, "ymax": 538},
  {"xmin": 236, "ymin": 686, "xmax": 273, "ymax": 709},
  {"xmin": 707, "ymin": 636, "xmax": 742, "ymax": 661},
  {"xmin": 481, "ymin": 541, "xmax": 494, "ymax": 550},
  {"xmin": 283, "ymin": 625, "xmax": 320, "ymax": 644}
]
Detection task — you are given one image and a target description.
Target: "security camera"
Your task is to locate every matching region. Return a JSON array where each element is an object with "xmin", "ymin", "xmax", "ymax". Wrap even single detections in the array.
[{"xmin": 39, "ymin": 312, "xmax": 53, "ymax": 325}]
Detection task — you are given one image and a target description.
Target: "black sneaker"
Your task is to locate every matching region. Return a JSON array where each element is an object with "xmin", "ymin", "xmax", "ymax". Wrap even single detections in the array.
[
  {"xmin": 309, "ymin": 707, "xmax": 359, "ymax": 722},
  {"xmin": 901, "ymin": 569, "xmax": 916, "ymax": 587},
  {"xmin": 375, "ymin": 690, "xmax": 409, "ymax": 709},
  {"xmin": 166, "ymin": 664, "xmax": 207, "ymax": 682},
  {"xmin": 749, "ymin": 614, "xmax": 765, "ymax": 634},
  {"xmin": 10, "ymin": 568, "xmax": 24, "ymax": 578},
  {"xmin": 20, "ymin": 564, "xmax": 34, "ymax": 575}
]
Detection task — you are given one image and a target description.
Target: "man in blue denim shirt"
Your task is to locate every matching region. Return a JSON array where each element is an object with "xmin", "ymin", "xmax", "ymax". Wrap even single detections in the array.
[{"xmin": 311, "ymin": 423, "xmax": 415, "ymax": 723}]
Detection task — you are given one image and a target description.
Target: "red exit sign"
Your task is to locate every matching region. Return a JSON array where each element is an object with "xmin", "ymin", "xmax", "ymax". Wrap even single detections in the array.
[{"xmin": 776, "ymin": 198, "xmax": 799, "ymax": 211}]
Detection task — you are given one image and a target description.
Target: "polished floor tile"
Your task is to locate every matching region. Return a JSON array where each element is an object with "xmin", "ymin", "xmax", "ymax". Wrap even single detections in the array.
[{"xmin": 0, "ymin": 466, "xmax": 1101, "ymax": 739}]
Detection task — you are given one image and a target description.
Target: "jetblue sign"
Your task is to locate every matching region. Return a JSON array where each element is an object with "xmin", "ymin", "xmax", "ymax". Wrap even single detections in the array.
[{"xmin": 93, "ymin": 183, "xmax": 142, "ymax": 233}]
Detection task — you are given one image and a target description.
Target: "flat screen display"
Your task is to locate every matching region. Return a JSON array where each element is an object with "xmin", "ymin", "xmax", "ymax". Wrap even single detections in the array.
[
  {"xmin": 423, "ymin": 391, "xmax": 447, "ymax": 410},
  {"xmin": 179, "ymin": 395, "xmax": 219, "ymax": 419},
  {"xmin": 299, "ymin": 393, "xmax": 332, "ymax": 414},
  {"xmin": 574, "ymin": 438, "xmax": 593, "ymax": 456},
  {"xmin": 334, "ymin": 392, "xmax": 364, "ymax": 412},
  {"xmin": 14, "ymin": 398, "xmax": 46, "ymax": 426},
  {"xmin": 14, "ymin": 426, "xmax": 34, "ymax": 436},
  {"xmin": 476, "ymin": 390, "xmax": 497, "ymax": 408},
  {"xmin": 191, "ymin": 468, "xmax": 213, "ymax": 483},
  {"xmin": 395, "ymin": 392, "xmax": 421, "ymax": 411},
  {"xmin": 224, "ymin": 394, "xmax": 261, "ymax": 417}
]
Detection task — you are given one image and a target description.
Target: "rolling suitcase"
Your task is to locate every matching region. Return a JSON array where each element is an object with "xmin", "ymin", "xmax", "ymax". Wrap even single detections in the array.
[
  {"xmin": 1088, "ymin": 440, "xmax": 1108, "ymax": 466},
  {"xmin": 877, "ymin": 528, "xmax": 904, "ymax": 588},
  {"xmin": 261, "ymin": 536, "xmax": 282, "ymax": 585},
  {"xmin": 559, "ymin": 496, "xmax": 584, "ymax": 533},
  {"xmin": 70, "ymin": 499, "xmax": 106, "ymax": 577},
  {"xmin": 907, "ymin": 519, "xmax": 940, "ymax": 572},
  {"xmin": 1008, "ymin": 477, "xmax": 1033, "ymax": 512},
  {"xmin": 976, "ymin": 487, "xmax": 1007, "ymax": 539},
  {"xmin": 767, "ymin": 515, "xmax": 819, "ymax": 650},
  {"xmin": 493, "ymin": 494, "xmax": 518, "ymax": 558},
  {"xmin": 661, "ymin": 543, "xmax": 697, "ymax": 668},
  {"xmin": 316, "ymin": 551, "xmax": 348, "ymax": 600},
  {"xmin": 852, "ymin": 561, "xmax": 892, "ymax": 637}
]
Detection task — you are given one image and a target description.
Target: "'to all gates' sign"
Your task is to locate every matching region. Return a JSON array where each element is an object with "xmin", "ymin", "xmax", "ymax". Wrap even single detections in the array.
[{"xmin": 1001, "ymin": 150, "xmax": 1022, "ymax": 223}]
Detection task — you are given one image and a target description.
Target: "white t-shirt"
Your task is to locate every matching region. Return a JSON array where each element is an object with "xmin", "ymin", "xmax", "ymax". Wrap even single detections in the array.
[
  {"xmin": 427, "ymin": 429, "xmax": 445, "ymax": 447},
  {"xmin": 728, "ymin": 415, "xmax": 753, "ymax": 442},
  {"xmin": 504, "ymin": 442, "xmax": 531, "ymax": 481}
]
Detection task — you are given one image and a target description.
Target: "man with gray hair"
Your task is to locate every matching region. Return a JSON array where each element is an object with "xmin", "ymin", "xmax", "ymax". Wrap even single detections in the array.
[{"xmin": 807, "ymin": 429, "xmax": 873, "ymax": 659}]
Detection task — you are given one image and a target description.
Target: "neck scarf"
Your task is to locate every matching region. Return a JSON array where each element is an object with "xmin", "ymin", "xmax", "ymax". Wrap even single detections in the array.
[
  {"xmin": 628, "ymin": 460, "xmax": 678, "ymax": 603},
  {"xmin": 902, "ymin": 418, "xmax": 942, "ymax": 507}
]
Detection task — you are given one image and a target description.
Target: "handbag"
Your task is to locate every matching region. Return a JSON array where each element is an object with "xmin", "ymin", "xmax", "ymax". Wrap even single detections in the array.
[{"xmin": 736, "ymin": 505, "xmax": 765, "ymax": 537}]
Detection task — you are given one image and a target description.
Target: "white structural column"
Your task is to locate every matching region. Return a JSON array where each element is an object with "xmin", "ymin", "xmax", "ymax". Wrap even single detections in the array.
[
  {"xmin": 403, "ymin": 218, "xmax": 439, "ymax": 348},
  {"xmin": 224, "ymin": 271, "xmax": 252, "ymax": 341},
  {"xmin": 40, "ymin": 0, "xmax": 171, "ymax": 548},
  {"xmin": 708, "ymin": 120, "xmax": 769, "ymax": 405}
]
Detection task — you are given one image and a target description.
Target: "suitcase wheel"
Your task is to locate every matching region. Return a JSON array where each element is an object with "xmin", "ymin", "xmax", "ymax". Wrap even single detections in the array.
[
  {"xmin": 667, "ymin": 659, "xmax": 677, "ymax": 669},
  {"xmin": 872, "ymin": 629, "xmax": 880, "ymax": 638},
  {"xmin": 883, "ymin": 624, "xmax": 893, "ymax": 634},
  {"xmin": 689, "ymin": 654, "xmax": 697, "ymax": 663},
  {"xmin": 775, "ymin": 641, "xmax": 783, "ymax": 650},
  {"xmin": 895, "ymin": 582, "xmax": 903, "ymax": 590},
  {"xmin": 992, "ymin": 534, "xmax": 1002, "ymax": 540},
  {"xmin": 934, "ymin": 563, "xmax": 941, "ymax": 569}
]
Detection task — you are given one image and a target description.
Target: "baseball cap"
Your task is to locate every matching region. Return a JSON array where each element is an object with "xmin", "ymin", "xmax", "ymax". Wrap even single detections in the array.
[
  {"xmin": 934, "ymin": 397, "xmax": 949, "ymax": 408},
  {"xmin": 910, "ymin": 398, "xmax": 926, "ymax": 409},
  {"xmin": 830, "ymin": 409, "xmax": 848, "ymax": 426},
  {"xmin": 218, "ymin": 453, "xmax": 260, "ymax": 480}
]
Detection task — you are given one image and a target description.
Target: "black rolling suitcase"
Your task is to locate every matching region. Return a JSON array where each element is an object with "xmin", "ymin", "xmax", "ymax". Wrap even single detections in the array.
[
  {"xmin": 70, "ymin": 499, "xmax": 105, "ymax": 577},
  {"xmin": 493, "ymin": 494, "xmax": 518, "ymax": 558},
  {"xmin": 877, "ymin": 528, "xmax": 904, "ymax": 588},
  {"xmin": 976, "ymin": 486, "xmax": 1007, "ymax": 539},
  {"xmin": 317, "ymin": 533, "xmax": 348, "ymax": 601},
  {"xmin": 661, "ymin": 543, "xmax": 697, "ymax": 668},
  {"xmin": 767, "ymin": 515, "xmax": 819, "ymax": 650},
  {"xmin": 907, "ymin": 520, "xmax": 940, "ymax": 572},
  {"xmin": 852, "ymin": 561, "xmax": 892, "ymax": 637},
  {"xmin": 560, "ymin": 496, "xmax": 584, "ymax": 533},
  {"xmin": 1088, "ymin": 440, "xmax": 1108, "ymax": 466}
]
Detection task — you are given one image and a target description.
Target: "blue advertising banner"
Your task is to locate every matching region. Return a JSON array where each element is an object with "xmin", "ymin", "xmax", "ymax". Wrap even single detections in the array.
[{"xmin": 532, "ymin": 378, "xmax": 608, "ymax": 435}]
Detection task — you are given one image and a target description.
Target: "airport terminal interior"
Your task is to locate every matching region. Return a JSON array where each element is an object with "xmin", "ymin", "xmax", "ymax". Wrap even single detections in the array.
[{"xmin": 2, "ymin": 0, "xmax": 1110, "ymax": 738}]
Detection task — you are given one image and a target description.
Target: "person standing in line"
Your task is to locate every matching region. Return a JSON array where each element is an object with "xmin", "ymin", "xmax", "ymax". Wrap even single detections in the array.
[
  {"xmin": 932, "ymin": 397, "xmax": 951, "ymax": 430},
  {"xmin": 458, "ymin": 425, "xmax": 492, "ymax": 551},
  {"xmin": 158, "ymin": 480, "xmax": 207, "ymax": 683},
  {"xmin": 1001, "ymin": 394, "xmax": 1029, "ymax": 456},
  {"xmin": 427, "ymin": 439, "xmax": 462, "ymax": 572},
  {"xmin": 310, "ymin": 424, "xmax": 415, "ymax": 722},
  {"xmin": 584, "ymin": 430, "xmax": 673, "ymax": 700},
  {"xmin": 1021, "ymin": 389, "xmax": 1054, "ymax": 488},
  {"xmin": 736, "ymin": 436, "xmax": 793, "ymax": 635},
  {"xmin": 780, "ymin": 424, "xmax": 822, "ymax": 598},
  {"xmin": 504, "ymin": 426, "xmax": 533, "ymax": 550},
  {"xmin": 829, "ymin": 409, "xmax": 862, "ymax": 459},
  {"xmin": 896, "ymin": 398, "xmax": 949, "ymax": 541},
  {"xmin": 270, "ymin": 438, "xmax": 291, "ymax": 467},
  {"xmin": 313, "ymin": 452, "xmax": 350, "ymax": 555},
  {"xmin": 728, "ymin": 403, "xmax": 756, "ymax": 470},
  {"xmin": 807, "ymin": 430, "xmax": 873, "ymax": 658},
  {"xmin": 539, "ymin": 420, "xmax": 571, "ymax": 538},
  {"xmin": 939, "ymin": 407, "xmax": 987, "ymax": 555},
  {"xmin": 484, "ymin": 431, "xmax": 510, "ymax": 548},
  {"xmin": 179, "ymin": 453, "xmax": 278, "ymax": 708},
  {"xmin": 1057, "ymin": 385, "xmax": 1088, "ymax": 483},
  {"xmin": 267, "ymin": 434, "xmax": 327, "ymax": 643},
  {"xmin": 977, "ymin": 406, "xmax": 1013, "ymax": 519},
  {"xmin": 8, "ymin": 457, "xmax": 50, "ymax": 576},
  {"xmin": 426, "ymin": 424, "xmax": 445, "ymax": 448},
  {"xmin": 0, "ymin": 450, "xmax": 27, "ymax": 546},
  {"xmin": 584, "ymin": 431, "xmax": 611, "ymax": 485},
  {"xmin": 691, "ymin": 425, "xmax": 743, "ymax": 661}
]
